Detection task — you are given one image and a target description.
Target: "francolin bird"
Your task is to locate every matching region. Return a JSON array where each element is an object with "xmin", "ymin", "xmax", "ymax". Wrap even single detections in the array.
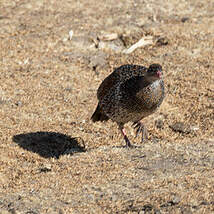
[{"xmin": 91, "ymin": 64, "xmax": 165, "ymax": 147}]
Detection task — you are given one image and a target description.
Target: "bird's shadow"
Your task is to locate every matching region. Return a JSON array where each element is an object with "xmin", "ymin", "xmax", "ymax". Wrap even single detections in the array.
[{"xmin": 12, "ymin": 131, "xmax": 86, "ymax": 159}]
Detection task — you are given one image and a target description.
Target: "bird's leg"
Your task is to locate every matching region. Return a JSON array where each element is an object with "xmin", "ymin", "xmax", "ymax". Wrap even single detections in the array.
[
  {"xmin": 118, "ymin": 124, "xmax": 132, "ymax": 147},
  {"xmin": 132, "ymin": 121, "xmax": 148, "ymax": 142}
]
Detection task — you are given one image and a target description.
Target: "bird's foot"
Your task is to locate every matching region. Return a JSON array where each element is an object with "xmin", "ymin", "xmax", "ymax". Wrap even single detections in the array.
[
  {"xmin": 119, "ymin": 124, "xmax": 141, "ymax": 148},
  {"xmin": 133, "ymin": 122, "xmax": 148, "ymax": 142},
  {"xmin": 119, "ymin": 125, "xmax": 133, "ymax": 148},
  {"xmin": 124, "ymin": 135, "xmax": 132, "ymax": 148}
]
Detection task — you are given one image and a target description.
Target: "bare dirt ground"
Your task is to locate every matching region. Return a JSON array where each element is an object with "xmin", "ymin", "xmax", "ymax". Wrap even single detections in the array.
[{"xmin": 0, "ymin": 0, "xmax": 214, "ymax": 213}]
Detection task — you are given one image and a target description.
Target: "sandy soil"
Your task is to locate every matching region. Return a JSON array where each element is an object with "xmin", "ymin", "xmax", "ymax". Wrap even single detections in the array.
[{"xmin": 0, "ymin": 0, "xmax": 213, "ymax": 213}]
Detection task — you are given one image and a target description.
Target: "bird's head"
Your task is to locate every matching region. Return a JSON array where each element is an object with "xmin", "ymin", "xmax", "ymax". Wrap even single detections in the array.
[{"xmin": 147, "ymin": 64, "xmax": 163, "ymax": 81}]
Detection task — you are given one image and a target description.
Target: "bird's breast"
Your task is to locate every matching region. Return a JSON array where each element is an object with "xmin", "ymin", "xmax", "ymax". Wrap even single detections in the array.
[{"xmin": 137, "ymin": 79, "xmax": 165, "ymax": 110}]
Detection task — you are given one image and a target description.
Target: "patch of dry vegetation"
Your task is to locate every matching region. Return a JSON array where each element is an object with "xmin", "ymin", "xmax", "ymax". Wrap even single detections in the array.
[{"xmin": 0, "ymin": 0, "xmax": 213, "ymax": 213}]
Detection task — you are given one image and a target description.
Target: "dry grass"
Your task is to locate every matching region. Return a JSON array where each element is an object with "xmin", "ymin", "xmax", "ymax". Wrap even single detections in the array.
[{"xmin": 0, "ymin": 0, "xmax": 213, "ymax": 213}]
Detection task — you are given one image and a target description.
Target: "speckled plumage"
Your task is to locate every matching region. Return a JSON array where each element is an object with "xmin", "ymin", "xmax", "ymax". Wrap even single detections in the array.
[{"xmin": 91, "ymin": 63, "xmax": 165, "ymax": 147}]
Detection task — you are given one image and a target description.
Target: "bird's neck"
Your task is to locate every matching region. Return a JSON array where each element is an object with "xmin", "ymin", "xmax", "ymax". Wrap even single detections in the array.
[{"xmin": 138, "ymin": 76, "xmax": 159, "ymax": 89}]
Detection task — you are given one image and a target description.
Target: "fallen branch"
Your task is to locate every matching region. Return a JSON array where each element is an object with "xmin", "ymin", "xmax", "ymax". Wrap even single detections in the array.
[{"xmin": 123, "ymin": 36, "xmax": 153, "ymax": 54}]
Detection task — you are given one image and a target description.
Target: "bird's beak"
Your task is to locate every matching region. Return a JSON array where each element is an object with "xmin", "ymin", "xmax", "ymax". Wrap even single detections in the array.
[{"xmin": 157, "ymin": 70, "xmax": 162, "ymax": 78}]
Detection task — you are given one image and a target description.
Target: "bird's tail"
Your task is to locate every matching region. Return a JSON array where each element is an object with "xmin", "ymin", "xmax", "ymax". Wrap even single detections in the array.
[{"xmin": 91, "ymin": 104, "xmax": 109, "ymax": 122}]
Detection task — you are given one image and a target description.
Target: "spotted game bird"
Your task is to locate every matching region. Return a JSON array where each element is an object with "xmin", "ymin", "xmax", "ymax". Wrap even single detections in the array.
[{"xmin": 91, "ymin": 64, "xmax": 165, "ymax": 147}]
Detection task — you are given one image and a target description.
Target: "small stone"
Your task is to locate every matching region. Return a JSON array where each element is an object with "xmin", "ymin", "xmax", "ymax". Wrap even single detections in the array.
[
  {"xmin": 190, "ymin": 125, "xmax": 199, "ymax": 131},
  {"xmin": 98, "ymin": 33, "xmax": 118, "ymax": 41},
  {"xmin": 15, "ymin": 101, "xmax": 22, "ymax": 107},
  {"xmin": 141, "ymin": 204, "xmax": 153, "ymax": 211},
  {"xmin": 181, "ymin": 17, "xmax": 189, "ymax": 23},
  {"xmin": 155, "ymin": 119, "xmax": 164, "ymax": 129},
  {"xmin": 156, "ymin": 37, "xmax": 169, "ymax": 46},
  {"xmin": 39, "ymin": 164, "xmax": 52, "ymax": 173},
  {"xmin": 170, "ymin": 122, "xmax": 191, "ymax": 134},
  {"xmin": 172, "ymin": 196, "xmax": 181, "ymax": 204}
]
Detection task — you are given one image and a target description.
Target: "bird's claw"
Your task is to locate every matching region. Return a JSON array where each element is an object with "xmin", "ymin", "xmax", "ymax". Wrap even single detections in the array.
[{"xmin": 132, "ymin": 122, "xmax": 148, "ymax": 142}]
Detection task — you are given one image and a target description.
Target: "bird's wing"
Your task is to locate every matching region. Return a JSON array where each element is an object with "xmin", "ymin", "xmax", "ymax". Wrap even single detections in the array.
[
  {"xmin": 97, "ymin": 64, "xmax": 147, "ymax": 100},
  {"xmin": 118, "ymin": 76, "xmax": 150, "ymax": 113},
  {"xmin": 121, "ymin": 78, "xmax": 164, "ymax": 112},
  {"xmin": 114, "ymin": 64, "xmax": 147, "ymax": 78},
  {"xmin": 120, "ymin": 75, "xmax": 151, "ymax": 96},
  {"xmin": 97, "ymin": 71, "xmax": 119, "ymax": 101}
]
